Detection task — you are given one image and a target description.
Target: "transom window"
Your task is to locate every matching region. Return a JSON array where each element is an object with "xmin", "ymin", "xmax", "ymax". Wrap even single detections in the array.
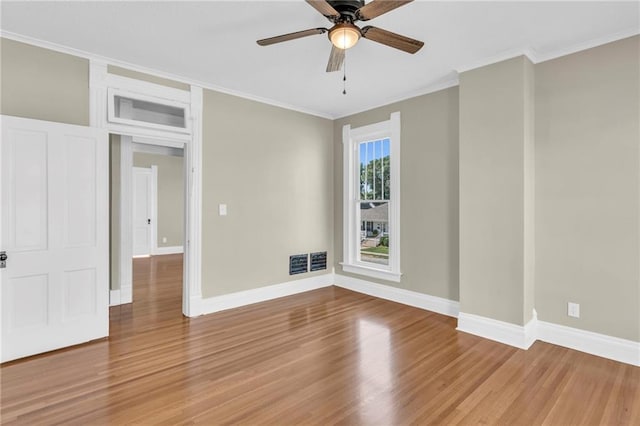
[{"xmin": 342, "ymin": 112, "xmax": 401, "ymax": 282}]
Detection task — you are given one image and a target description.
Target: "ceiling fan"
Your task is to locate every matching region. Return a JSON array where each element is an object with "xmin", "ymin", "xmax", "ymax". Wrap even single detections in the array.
[{"xmin": 256, "ymin": 0, "xmax": 424, "ymax": 72}]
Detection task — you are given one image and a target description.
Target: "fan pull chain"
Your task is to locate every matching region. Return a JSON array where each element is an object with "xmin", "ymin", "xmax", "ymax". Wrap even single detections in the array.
[{"xmin": 343, "ymin": 49, "xmax": 347, "ymax": 95}]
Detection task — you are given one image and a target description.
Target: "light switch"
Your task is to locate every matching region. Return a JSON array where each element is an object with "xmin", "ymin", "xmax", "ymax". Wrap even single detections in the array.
[{"xmin": 219, "ymin": 204, "xmax": 227, "ymax": 216}]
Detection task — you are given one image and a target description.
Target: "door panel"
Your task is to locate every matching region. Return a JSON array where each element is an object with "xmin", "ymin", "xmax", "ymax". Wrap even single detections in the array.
[
  {"xmin": 8, "ymin": 129, "xmax": 48, "ymax": 252},
  {"xmin": 64, "ymin": 136, "xmax": 97, "ymax": 248},
  {"xmin": 63, "ymin": 268, "xmax": 97, "ymax": 320},
  {"xmin": 132, "ymin": 167, "xmax": 152, "ymax": 256},
  {"xmin": 1, "ymin": 115, "xmax": 109, "ymax": 363},
  {"xmin": 8, "ymin": 274, "xmax": 49, "ymax": 329}
]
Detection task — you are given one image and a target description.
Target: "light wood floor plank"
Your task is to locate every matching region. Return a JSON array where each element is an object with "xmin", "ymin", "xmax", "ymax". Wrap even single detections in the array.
[{"xmin": 1, "ymin": 254, "xmax": 638, "ymax": 424}]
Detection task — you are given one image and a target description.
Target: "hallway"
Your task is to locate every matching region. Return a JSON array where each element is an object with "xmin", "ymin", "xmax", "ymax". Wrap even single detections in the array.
[{"xmin": 110, "ymin": 254, "xmax": 184, "ymax": 338}]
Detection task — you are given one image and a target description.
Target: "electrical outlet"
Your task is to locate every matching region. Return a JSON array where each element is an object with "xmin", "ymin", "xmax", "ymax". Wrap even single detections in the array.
[
  {"xmin": 219, "ymin": 204, "xmax": 227, "ymax": 216},
  {"xmin": 162, "ymin": 237, "xmax": 167, "ymax": 243},
  {"xmin": 568, "ymin": 302, "xmax": 580, "ymax": 318}
]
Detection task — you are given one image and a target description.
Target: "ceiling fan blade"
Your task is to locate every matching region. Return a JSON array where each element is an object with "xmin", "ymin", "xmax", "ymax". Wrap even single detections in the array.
[
  {"xmin": 361, "ymin": 26, "xmax": 424, "ymax": 54},
  {"xmin": 326, "ymin": 45, "xmax": 345, "ymax": 72},
  {"xmin": 257, "ymin": 28, "xmax": 328, "ymax": 46},
  {"xmin": 357, "ymin": 0, "xmax": 413, "ymax": 21},
  {"xmin": 306, "ymin": 0, "xmax": 341, "ymax": 19}
]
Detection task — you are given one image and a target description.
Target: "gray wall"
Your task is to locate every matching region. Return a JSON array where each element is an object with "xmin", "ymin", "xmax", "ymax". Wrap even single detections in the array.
[
  {"xmin": 333, "ymin": 88, "xmax": 460, "ymax": 301},
  {"xmin": 458, "ymin": 56, "xmax": 535, "ymax": 326},
  {"xmin": 201, "ymin": 89, "xmax": 334, "ymax": 298},
  {"xmin": 1, "ymin": 38, "xmax": 89, "ymax": 125},
  {"xmin": 133, "ymin": 152, "xmax": 185, "ymax": 248},
  {"xmin": 535, "ymin": 35, "xmax": 640, "ymax": 341},
  {"xmin": 3, "ymin": 34, "xmax": 638, "ymax": 342}
]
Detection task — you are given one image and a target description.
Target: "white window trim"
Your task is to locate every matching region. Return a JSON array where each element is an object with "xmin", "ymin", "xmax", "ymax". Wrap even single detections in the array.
[
  {"xmin": 107, "ymin": 87, "xmax": 192, "ymax": 135},
  {"xmin": 341, "ymin": 112, "xmax": 402, "ymax": 282}
]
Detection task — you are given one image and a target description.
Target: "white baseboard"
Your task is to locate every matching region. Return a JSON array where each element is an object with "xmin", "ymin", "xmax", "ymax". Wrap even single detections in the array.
[
  {"xmin": 456, "ymin": 311, "xmax": 639, "ymax": 366},
  {"xmin": 153, "ymin": 245, "xmax": 183, "ymax": 255},
  {"xmin": 199, "ymin": 273, "xmax": 334, "ymax": 315},
  {"xmin": 538, "ymin": 321, "xmax": 640, "ymax": 367},
  {"xmin": 334, "ymin": 273, "xmax": 460, "ymax": 318},
  {"xmin": 457, "ymin": 311, "xmax": 537, "ymax": 350},
  {"xmin": 115, "ymin": 264, "xmax": 639, "ymax": 366},
  {"xmin": 109, "ymin": 289, "xmax": 121, "ymax": 307},
  {"xmin": 120, "ymin": 285, "xmax": 132, "ymax": 305}
]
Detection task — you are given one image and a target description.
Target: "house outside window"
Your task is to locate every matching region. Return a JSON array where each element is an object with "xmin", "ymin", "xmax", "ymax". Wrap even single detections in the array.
[{"xmin": 341, "ymin": 112, "xmax": 401, "ymax": 282}]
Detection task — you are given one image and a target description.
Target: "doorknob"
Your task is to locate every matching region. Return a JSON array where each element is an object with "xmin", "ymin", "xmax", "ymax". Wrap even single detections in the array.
[
  {"xmin": 0, "ymin": 251, "xmax": 7, "ymax": 269},
  {"xmin": 147, "ymin": 218, "xmax": 151, "ymax": 225}
]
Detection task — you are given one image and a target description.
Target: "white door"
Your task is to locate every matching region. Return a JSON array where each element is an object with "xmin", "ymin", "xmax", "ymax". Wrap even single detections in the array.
[
  {"xmin": 132, "ymin": 167, "xmax": 152, "ymax": 256},
  {"xmin": 1, "ymin": 115, "xmax": 109, "ymax": 362}
]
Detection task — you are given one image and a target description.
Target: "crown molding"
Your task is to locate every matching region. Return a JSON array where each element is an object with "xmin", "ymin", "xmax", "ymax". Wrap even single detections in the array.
[
  {"xmin": 3, "ymin": 26, "xmax": 638, "ymax": 121},
  {"xmin": 335, "ymin": 75, "xmax": 460, "ymax": 119},
  {"xmin": 532, "ymin": 26, "xmax": 639, "ymax": 63},
  {"xmin": 455, "ymin": 48, "xmax": 539, "ymax": 74},
  {"xmin": 0, "ymin": 30, "xmax": 334, "ymax": 120},
  {"xmin": 455, "ymin": 27, "xmax": 639, "ymax": 74}
]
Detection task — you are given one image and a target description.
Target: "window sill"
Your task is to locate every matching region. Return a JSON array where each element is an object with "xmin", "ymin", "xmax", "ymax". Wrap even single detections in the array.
[{"xmin": 340, "ymin": 262, "xmax": 402, "ymax": 282}]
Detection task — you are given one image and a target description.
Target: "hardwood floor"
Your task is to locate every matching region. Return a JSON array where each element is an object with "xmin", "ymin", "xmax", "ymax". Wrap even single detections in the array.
[{"xmin": 1, "ymin": 254, "xmax": 639, "ymax": 424}]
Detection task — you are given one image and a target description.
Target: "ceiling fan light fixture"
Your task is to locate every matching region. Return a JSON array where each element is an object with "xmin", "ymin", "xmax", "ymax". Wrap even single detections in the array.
[{"xmin": 329, "ymin": 23, "xmax": 360, "ymax": 49}]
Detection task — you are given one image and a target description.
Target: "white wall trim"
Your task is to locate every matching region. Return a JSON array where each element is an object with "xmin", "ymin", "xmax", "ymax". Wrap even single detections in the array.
[
  {"xmin": 455, "ymin": 48, "xmax": 539, "ymax": 74},
  {"xmin": 183, "ymin": 269, "xmax": 638, "ymax": 367},
  {"xmin": 183, "ymin": 85, "xmax": 203, "ymax": 317},
  {"xmin": 119, "ymin": 135, "xmax": 133, "ymax": 305},
  {"xmin": 154, "ymin": 246, "xmax": 184, "ymax": 255},
  {"xmin": 457, "ymin": 311, "xmax": 537, "ymax": 350},
  {"xmin": 132, "ymin": 141, "xmax": 184, "ymax": 156},
  {"xmin": 538, "ymin": 321, "xmax": 640, "ymax": 367},
  {"xmin": 0, "ymin": 30, "xmax": 333, "ymax": 120},
  {"xmin": 532, "ymin": 26, "xmax": 640, "ymax": 64},
  {"xmin": 334, "ymin": 75, "xmax": 460, "ymax": 119},
  {"xmin": 150, "ymin": 165, "xmax": 158, "ymax": 256},
  {"xmin": 342, "ymin": 112, "xmax": 402, "ymax": 280},
  {"xmin": 199, "ymin": 274, "xmax": 334, "ymax": 315},
  {"xmin": 456, "ymin": 312, "xmax": 640, "ymax": 366},
  {"xmin": 334, "ymin": 274, "xmax": 460, "ymax": 318},
  {"xmin": 340, "ymin": 263, "xmax": 402, "ymax": 282},
  {"xmin": 89, "ymin": 60, "xmax": 108, "ymax": 128},
  {"xmin": 120, "ymin": 285, "xmax": 132, "ymax": 306},
  {"xmin": 109, "ymin": 289, "xmax": 121, "ymax": 307},
  {"xmin": 455, "ymin": 26, "xmax": 639, "ymax": 74},
  {"xmin": 4, "ymin": 28, "xmax": 638, "ymax": 120}
]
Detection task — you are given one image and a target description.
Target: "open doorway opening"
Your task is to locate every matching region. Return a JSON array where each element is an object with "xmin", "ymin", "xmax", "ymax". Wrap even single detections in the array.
[
  {"xmin": 109, "ymin": 134, "xmax": 187, "ymax": 315},
  {"xmin": 132, "ymin": 144, "xmax": 185, "ymax": 305}
]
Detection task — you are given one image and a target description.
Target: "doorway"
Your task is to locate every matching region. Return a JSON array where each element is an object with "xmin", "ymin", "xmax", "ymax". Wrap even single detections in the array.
[{"xmin": 109, "ymin": 134, "xmax": 186, "ymax": 311}]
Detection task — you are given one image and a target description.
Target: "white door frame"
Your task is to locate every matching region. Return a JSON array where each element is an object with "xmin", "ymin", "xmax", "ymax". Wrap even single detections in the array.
[
  {"xmin": 90, "ymin": 61, "xmax": 203, "ymax": 317},
  {"xmin": 149, "ymin": 165, "xmax": 158, "ymax": 255}
]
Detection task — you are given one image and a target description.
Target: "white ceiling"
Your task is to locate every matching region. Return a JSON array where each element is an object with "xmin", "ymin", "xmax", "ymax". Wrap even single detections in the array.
[{"xmin": 1, "ymin": 1, "xmax": 638, "ymax": 119}]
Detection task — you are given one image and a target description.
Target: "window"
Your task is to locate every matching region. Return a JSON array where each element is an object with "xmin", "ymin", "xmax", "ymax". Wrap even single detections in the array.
[
  {"xmin": 341, "ymin": 112, "xmax": 401, "ymax": 281},
  {"xmin": 107, "ymin": 88, "xmax": 191, "ymax": 134}
]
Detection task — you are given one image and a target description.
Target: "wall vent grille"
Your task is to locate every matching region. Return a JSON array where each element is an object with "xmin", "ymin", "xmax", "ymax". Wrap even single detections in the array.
[
  {"xmin": 310, "ymin": 252, "xmax": 327, "ymax": 271},
  {"xmin": 289, "ymin": 254, "xmax": 308, "ymax": 275}
]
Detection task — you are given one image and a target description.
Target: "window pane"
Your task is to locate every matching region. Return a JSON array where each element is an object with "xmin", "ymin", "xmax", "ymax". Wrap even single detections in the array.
[
  {"xmin": 359, "ymin": 138, "xmax": 390, "ymax": 201},
  {"xmin": 114, "ymin": 95, "xmax": 186, "ymax": 128},
  {"xmin": 359, "ymin": 201, "xmax": 389, "ymax": 266}
]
